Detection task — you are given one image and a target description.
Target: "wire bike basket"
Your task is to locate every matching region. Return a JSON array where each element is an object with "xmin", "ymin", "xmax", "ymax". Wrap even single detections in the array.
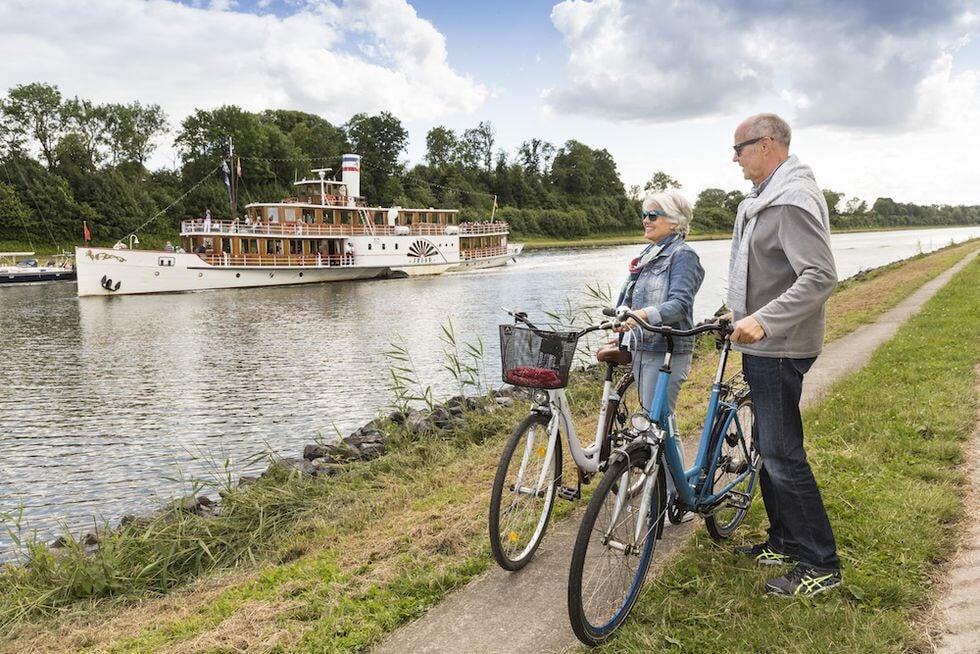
[{"xmin": 499, "ymin": 324, "xmax": 580, "ymax": 389}]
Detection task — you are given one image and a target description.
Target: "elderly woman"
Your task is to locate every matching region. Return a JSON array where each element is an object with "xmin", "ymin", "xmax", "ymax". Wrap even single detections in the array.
[{"xmin": 615, "ymin": 189, "xmax": 704, "ymax": 417}]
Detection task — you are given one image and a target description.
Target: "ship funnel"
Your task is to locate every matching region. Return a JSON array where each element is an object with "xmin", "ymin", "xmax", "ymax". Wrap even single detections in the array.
[{"xmin": 342, "ymin": 154, "xmax": 360, "ymax": 207}]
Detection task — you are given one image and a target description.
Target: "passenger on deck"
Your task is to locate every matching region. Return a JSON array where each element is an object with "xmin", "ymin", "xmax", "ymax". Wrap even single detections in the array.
[{"xmin": 165, "ymin": 241, "xmax": 175, "ymax": 252}]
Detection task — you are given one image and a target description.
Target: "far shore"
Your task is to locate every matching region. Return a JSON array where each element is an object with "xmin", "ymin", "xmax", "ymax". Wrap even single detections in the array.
[{"xmin": 2, "ymin": 222, "xmax": 975, "ymax": 257}]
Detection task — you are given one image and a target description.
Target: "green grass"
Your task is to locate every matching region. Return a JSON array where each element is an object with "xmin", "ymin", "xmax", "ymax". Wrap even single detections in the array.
[
  {"xmin": 0, "ymin": 243, "xmax": 976, "ymax": 652},
  {"xmin": 599, "ymin": 256, "xmax": 980, "ymax": 653}
]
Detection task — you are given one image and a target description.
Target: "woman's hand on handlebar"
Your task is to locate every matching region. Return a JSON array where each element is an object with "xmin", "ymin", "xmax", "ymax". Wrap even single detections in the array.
[{"xmin": 612, "ymin": 307, "xmax": 648, "ymax": 333}]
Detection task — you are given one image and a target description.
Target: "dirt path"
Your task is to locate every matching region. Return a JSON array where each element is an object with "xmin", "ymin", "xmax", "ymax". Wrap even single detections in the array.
[
  {"xmin": 934, "ymin": 366, "xmax": 980, "ymax": 654},
  {"xmin": 371, "ymin": 249, "xmax": 979, "ymax": 654}
]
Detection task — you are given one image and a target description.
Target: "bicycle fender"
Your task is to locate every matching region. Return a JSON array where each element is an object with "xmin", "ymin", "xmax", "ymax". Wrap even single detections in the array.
[{"xmin": 606, "ymin": 439, "xmax": 653, "ymax": 469}]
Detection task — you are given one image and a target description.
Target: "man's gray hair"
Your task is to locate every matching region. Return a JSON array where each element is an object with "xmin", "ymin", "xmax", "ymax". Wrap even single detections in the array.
[
  {"xmin": 642, "ymin": 189, "xmax": 693, "ymax": 237},
  {"xmin": 746, "ymin": 113, "xmax": 792, "ymax": 147}
]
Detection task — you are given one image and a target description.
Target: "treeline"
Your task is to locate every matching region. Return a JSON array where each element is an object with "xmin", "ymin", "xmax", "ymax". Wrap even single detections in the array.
[{"xmin": 1, "ymin": 82, "xmax": 978, "ymax": 248}]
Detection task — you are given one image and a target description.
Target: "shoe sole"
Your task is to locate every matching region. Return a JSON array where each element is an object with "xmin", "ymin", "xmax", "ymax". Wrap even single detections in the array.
[{"xmin": 766, "ymin": 580, "xmax": 841, "ymax": 597}]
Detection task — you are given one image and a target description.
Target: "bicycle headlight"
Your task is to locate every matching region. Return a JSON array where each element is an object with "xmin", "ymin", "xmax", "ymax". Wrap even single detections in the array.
[
  {"xmin": 532, "ymin": 389, "xmax": 549, "ymax": 405},
  {"xmin": 629, "ymin": 412, "xmax": 652, "ymax": 433}
]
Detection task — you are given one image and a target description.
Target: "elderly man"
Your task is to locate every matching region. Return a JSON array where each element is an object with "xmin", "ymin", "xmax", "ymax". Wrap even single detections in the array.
[{"xmin": 727, "ymin": 113, "xmax": 841, "ymax": 597}]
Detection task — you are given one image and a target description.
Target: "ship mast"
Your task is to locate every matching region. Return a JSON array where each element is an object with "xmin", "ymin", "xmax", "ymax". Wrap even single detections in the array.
[{"xmin": 227, "ymin": 138, "xmax": 237, "ymax": 220}]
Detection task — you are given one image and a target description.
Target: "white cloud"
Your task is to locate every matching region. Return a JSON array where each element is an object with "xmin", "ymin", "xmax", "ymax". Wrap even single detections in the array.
[
  {"xmin": 545, "ymin": 0, "xmax": 980, "ymax": 131},
  {"xmin": 0, "ymin": 0, "xmax": 487, "ymax": 131}
]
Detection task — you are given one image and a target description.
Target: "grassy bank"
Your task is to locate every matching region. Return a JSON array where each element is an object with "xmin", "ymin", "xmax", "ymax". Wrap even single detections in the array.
[{"xmin": 0, "ymin": 241, "xmax": 977, "ymax": 652}]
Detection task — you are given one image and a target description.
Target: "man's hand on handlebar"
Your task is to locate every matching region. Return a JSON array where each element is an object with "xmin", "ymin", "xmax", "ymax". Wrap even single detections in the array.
[{"xmin": 730, "ymin": 315, "xmax": 765, "ymax": 344}]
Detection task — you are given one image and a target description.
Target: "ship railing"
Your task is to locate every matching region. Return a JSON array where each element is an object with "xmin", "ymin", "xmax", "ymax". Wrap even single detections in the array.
[
  {"xmin": 459, "ymin": 222, "xmax": 510, "ymax": 235},
  {"xmin": 460, "ymin": 246, "xmax": 509, "ymax": 260},
  {"xmin": 197, "ymin": 253, "xmax": 359, "ymax": 267},
  {"xmin": 181, "ymin": 220, "xmax": 508, "ymax": 238}
]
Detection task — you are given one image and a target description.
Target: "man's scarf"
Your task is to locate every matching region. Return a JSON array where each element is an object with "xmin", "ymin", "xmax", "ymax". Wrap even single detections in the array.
[{"xmin": 727, "ymin": 155, "xmax": 830, "ymax": 315}]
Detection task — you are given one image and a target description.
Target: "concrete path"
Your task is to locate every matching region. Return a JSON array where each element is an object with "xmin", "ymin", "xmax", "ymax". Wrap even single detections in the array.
[{"xmin": 373, "ymin": 249, "xmax": 979, "ymax": 654}]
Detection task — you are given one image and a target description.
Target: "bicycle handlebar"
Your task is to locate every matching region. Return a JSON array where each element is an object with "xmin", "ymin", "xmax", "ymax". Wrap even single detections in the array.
[
  {"xmin": 602, "ymin": 305, "xmax": 732, "ymax": 337},
  {"xmin": 502, "ymin": 307, "xmax": 615, "ymax": 337}
]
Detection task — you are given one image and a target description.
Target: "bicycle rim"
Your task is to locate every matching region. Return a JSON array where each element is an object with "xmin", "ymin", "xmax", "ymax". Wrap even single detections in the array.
[
  {"xmin": 568, "ymin": 450, "xmax": 663, "ymax": 646},
  {"xmin": 704, "ymin": 397, "xmax": 758, "ymax": 540},
  {"xmin": 489, "ymin": 413, "xmax": 561, "ymax": 570}
]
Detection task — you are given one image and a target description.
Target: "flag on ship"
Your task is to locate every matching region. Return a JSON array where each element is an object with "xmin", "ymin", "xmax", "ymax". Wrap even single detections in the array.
[
  {"xmin": 222, "ymin": 161, "xmax": 232, "ymax": 202},
  {"xmin": 83, "ymin": 221, "xmax": 91, "ymax": 242}
]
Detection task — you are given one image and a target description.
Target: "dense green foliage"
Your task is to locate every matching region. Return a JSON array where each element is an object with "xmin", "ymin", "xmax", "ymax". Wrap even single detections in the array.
[{"xmin": 2, "ymin": 81, "xmax": 978, "ymax": 250}]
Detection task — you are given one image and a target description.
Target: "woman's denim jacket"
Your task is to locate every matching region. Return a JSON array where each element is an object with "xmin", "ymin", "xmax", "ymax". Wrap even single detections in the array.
[{"xmin": 628, "ymin": 236, "xmax": 705, "ymax": 354}]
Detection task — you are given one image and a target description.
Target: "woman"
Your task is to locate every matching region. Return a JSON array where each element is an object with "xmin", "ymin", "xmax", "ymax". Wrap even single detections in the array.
[{"xmin": 615, "ymin": 189, "xmax": 704, "ymax": 417}]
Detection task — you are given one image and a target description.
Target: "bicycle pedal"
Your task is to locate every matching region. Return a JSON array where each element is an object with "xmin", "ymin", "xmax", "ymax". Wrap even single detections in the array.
[
  {"xmin": 557, "ymin": 485, "xmax": 581, "ymax": 501},
  {"xmin": 726, "ymin": 490, "xmax": 751, "ymax": 510}
]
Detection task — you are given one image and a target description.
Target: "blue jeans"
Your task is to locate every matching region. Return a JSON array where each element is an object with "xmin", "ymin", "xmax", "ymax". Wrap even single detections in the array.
[
  {"xmin": 742, "ymin": 354, "xmax": 840, "ymax": 571},
  {"xmin": 633, "ymin": 350, "xmax": 693, "ymax": 417}
]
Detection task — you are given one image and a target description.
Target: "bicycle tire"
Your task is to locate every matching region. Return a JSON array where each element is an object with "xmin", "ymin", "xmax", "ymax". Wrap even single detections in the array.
[
  {"xmin": 599, "ymin": 370, "xmax": 636, "ymax": 463},
  {"xmin": 704, "ymin": 395, "xmax": 759, "ymax": 540},
  {"xmin": 489, "ymin": 412, "xmax": 562, "ymax": 571},
  {"xmin": 567, "ymin": 447, "xmax": 665, "ymax": 646}
]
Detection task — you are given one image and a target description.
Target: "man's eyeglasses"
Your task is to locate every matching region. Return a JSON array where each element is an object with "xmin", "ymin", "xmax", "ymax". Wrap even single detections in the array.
[
  {"xmin": 732, "ymin": 136, "xmax": 766, "ymax": 156},
  {"xmin": 642, "ymin": 210, "xmax": 667, "ymax": 221}
]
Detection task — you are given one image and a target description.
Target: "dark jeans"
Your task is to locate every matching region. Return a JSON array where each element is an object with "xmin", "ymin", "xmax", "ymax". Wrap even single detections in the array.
[{"xmin": 742, "ymin": 354, "xmax": 840, "ymax": 571}]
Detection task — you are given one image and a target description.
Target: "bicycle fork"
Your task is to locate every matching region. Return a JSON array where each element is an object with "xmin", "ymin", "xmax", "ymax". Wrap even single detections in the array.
[{"xmin": 603, "ymin": 447, "xmax": 660, "ymax": 555}]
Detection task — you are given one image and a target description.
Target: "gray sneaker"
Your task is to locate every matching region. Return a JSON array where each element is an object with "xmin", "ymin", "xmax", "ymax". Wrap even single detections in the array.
[
  {"xmin": 766, "ymin": 564, "xmax": 842, "ymax": 597},
  {"xmin": 734, "ymin": 541, "xmax": 797, "ymax": 566}
]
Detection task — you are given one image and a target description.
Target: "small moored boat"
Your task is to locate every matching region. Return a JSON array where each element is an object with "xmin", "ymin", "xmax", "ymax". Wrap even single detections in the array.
[{"xmin": 0, "ymin": 252, "xmax": 76, "ymax": 285}]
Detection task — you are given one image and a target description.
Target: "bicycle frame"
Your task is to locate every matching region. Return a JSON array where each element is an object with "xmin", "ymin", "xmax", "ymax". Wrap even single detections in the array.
[
  {"xmin": 644, "ymin": 340, "xmax": 755, "ymax": 511},
  {"xmin": 533, "ymin": 359, "xmax": 622, "ymax": 477}
]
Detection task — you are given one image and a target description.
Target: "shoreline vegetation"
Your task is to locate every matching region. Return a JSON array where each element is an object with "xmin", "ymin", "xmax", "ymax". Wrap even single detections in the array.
[
  {"xmin": 3, "ymin": 222, "xmax": 976, "ymax": 257},
  {"xmin": 1, "ymin": 240, "xmax": 978, "ymax": 652}
]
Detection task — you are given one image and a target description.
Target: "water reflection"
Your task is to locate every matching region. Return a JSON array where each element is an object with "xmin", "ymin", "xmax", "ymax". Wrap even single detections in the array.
[{"xmin": 1, "ymin": 225, "xmax": 977, "ymax": 555}]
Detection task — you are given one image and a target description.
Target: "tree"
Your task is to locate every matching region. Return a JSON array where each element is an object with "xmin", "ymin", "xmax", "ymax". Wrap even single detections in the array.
[
  {"xmin": 644, "ymin": 171, "xmax": 681, "ymax": 192},
  {"xmin": 517, "ymin": 138, "xmax": 555, "ymax": 177},
  {"xmin": 344, "ymin": 111, "xmax": 408, "ymax": 203},
  {"xmin": 63, "ymin": 97, "xmax": 110, "ymax": 166},
  {"xmin": 461, "ymin": 120, "xmax": 495, "ymax": 173},
  {"xmin": 425, "ymin": 126, "xmax": 458, "ymax": 168},
  {"xmin": 822, "ymin": 189, "xmax": 844, "ymax": 217},
  {"xmin": 1, "ymin": 82, "xmax": 68, "ymax": 168}
]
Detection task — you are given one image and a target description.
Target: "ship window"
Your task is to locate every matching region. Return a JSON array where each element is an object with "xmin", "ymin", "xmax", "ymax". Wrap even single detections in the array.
[
  {"xmin": 283, "ymin": 207, "xmax": 297, "ymax": 222},
  {"xmin": 289, "ymin": 240, "xmax": 302, "ymax": 254},
  {"xmin": 382, "ymin": 243, "xmax": 386, "ymax": 250},
  {"xmin": 157, "ymin": 257, "xmax": 175, "ymax": 267},
  {"xmin": 367, "ymin": 244, "xmax": 372, "ymax": 250},
  {"xmin": 267, "ymin": 206, "xmax": 280, "ymax": 223},
  {"xmin": 341, "ymin": 211, "xmax": 352, "ymax": 225},
  {"xmin": 303, "ymin": 208, "xmax": 316, "ymax": 223}
]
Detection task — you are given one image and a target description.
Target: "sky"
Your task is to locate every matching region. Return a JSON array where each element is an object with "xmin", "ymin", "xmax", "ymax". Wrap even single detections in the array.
[{"xmin": 1, "ymin": 0, "xmax": 979, "ymax": 207}]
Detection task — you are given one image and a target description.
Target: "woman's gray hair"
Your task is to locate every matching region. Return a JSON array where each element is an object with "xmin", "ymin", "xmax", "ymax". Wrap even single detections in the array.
[{"xmin": 642, "ymin": 189, "xmax": 693, "ymax": 237}]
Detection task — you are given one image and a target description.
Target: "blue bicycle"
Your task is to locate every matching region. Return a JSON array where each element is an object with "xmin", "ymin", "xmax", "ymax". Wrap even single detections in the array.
[{"xmin": 567, "ymin": 306, "xmax": 759, "ymax": 646}]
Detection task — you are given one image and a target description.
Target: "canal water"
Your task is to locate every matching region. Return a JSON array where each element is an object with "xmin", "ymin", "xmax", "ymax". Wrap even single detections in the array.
[{"xmin": 1, "ymin": 225, "xmax": 977, "ymax": 556}]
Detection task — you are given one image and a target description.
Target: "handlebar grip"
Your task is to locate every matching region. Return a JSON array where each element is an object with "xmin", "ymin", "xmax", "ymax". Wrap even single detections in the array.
[{"xmin": 602, "ymin": 307, "xmax": 617, "ymax": 317}]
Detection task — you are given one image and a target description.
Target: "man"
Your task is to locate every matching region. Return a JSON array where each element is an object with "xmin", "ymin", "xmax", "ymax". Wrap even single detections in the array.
[{"xmin": 727, "ymin": 113, "xmax": 841, "ymax": 597}]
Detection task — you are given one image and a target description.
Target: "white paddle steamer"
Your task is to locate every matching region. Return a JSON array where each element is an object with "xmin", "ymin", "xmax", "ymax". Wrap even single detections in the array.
[{"xmin": 76, "ymin": 155, "xmax": 521, "ymax": 296}]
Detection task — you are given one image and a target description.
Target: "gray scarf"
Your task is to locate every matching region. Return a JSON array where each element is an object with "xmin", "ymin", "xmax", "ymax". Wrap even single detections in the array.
[{"xmin": 727, "ymin": 155, "xmax": 829, "ymax": 314}]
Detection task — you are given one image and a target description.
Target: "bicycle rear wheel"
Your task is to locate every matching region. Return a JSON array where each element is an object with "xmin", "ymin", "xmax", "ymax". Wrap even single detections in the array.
[
  {"xmin": 704, "ymin": 395, "xmax": 759, "ymax": 540},
  {"xmin": 567, "ymin": 448, "xmax": 665, "ymax": 646},
  {"xmin": 489, "ymin": 413, "xmax": 561, "ymax": 571}
]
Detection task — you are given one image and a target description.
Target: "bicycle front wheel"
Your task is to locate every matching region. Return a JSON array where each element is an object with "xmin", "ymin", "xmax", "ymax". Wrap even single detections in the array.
[
  {"xmin": 704, "ymin": 395, "xmax": 759, "ymax": 540},
  {"xmin": 489, "ymin": 413, "xmax": 562, "ymax": 571},
  {"xmin": 567, "ymin": 448, "xmax": 665, "ymax": 646}
]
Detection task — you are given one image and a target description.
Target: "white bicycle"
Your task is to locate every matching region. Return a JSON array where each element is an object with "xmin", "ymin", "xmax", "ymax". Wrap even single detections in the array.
[{"xmin": 488, "ymin": 309, "xmax": 640, "ymax": 571}]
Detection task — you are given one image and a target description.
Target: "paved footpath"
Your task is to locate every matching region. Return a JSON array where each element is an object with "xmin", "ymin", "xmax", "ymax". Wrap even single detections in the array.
[{"xmin": 373, "ymin": 249, "xmax": 979, "ymax": 654}]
